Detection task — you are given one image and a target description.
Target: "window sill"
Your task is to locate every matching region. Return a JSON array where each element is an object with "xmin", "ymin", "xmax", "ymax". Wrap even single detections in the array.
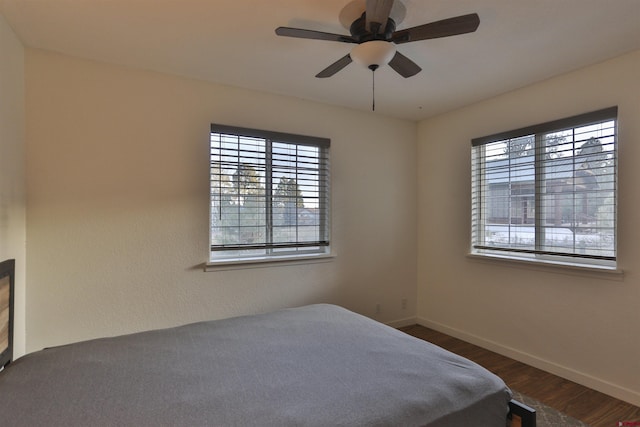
[
  {"xmin": 205, "ymin": 252, "xmax": 336, "ymax": 271},
  {"xmin": 467, "ymin": 252, "xmax": 624, "ymax": 279}
]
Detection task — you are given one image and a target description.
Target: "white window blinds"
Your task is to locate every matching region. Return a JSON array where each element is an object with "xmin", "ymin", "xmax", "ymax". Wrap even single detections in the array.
[
  {"xmin": 210, "ymin": 124, "xmax": 330, "ymax": 261},
  {"xmin": 471, "ymin": 107, "xmax": 617, "ymax": 268}
]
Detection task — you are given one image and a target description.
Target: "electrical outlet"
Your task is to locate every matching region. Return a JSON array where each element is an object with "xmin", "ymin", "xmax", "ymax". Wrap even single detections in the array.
[
  {"xmin": 401, "ymin": 298, "xmax": 407, "ymax": 310},
  {"xmin": 375, "ymin": 303, "xmax": 381, "ymax": 314}
]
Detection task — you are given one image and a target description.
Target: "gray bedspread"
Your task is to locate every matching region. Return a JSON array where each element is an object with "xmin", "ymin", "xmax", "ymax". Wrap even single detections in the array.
[{"xmin": 0, "ymin": 304, "xmax": 511, "ymax": 426}]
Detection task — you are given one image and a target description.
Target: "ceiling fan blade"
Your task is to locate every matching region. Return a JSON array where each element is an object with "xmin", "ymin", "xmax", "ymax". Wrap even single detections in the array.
[
  {"xmin": 316, "ymin": 54, "xmax": 353, "ymax": 78},
  {"xmin": 392, "ymin": 13, "xmax": 480, "ymax": 44},
  {"xmin": 366, "ymin": 0, "xmax": 395, "ymax": 34},
  {"xmin": 388, "ymin": 51, "xmax": 422, "ymax": 78},
  {"xmin": 276, "ymin": 27, "xmax": 357, "ymax": 44}
]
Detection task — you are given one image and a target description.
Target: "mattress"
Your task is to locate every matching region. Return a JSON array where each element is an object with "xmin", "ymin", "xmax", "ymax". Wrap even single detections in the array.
[{"xmin": 0, "ymin": 304, "xmax": 511, "ymax": 426}]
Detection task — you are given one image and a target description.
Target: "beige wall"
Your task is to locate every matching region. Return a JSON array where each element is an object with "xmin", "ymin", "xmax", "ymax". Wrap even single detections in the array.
[
  {"xmin": 24, "ymin": 49, "xmax": 418, "ymax": 351},
  {"xmin": 417, "ymin": 49, "xmax": 640, "ymax": 405},
  {"xmin": 0, "ymin": 15, "xmax": 26, "ymax": 357}
]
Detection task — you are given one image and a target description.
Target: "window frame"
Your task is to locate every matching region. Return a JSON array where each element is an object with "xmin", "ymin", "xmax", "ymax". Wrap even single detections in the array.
[
  {"xmin": 208, "ymin": 124, "xmax": 331, "ymax": 266},
  {"xmin": 470, "ymin": 107, "xmax": 618, "ymax": 270}
]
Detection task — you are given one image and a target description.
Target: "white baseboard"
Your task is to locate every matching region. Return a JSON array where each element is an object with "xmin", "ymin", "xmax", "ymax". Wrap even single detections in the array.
[
  {"xmin": 417, "ymin": 317, "xmax": 640, "ymax": 407},
  {"xmin": 386, "ymin": 316, "xmax": 417, "ymax": 329}
]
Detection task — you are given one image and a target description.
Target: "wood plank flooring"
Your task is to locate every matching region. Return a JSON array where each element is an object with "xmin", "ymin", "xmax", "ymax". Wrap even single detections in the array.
[{"xmin": 399, "ymin": 325, "xmax": 640, "ymax": 427}]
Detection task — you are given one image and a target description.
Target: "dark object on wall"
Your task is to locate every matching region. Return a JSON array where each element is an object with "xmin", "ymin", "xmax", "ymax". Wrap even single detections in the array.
[{"xmin": 0, "ymin": 259, "xmax": 15, "ymax": 370}]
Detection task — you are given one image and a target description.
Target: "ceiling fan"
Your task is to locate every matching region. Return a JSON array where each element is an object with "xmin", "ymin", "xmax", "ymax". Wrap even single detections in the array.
[{"xmin": 275, "ymin": 0, "xmax": 480, "ymax": 78}]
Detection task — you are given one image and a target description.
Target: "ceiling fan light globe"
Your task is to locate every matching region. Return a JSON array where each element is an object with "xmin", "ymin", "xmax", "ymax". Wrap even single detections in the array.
[{"xmin": 351, "ymin": 41, "xmax": 396, "ymax": 68}]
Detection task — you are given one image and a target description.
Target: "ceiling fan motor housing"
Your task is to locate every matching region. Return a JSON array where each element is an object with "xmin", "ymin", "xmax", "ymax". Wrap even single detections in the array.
[{"xmin": 350, "ymin": 13, "xmax": 397, "ymax": 42}]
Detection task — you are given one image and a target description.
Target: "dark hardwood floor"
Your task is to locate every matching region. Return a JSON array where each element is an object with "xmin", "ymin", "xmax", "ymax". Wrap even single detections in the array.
[{"xmin": 400, "ymin": 325, "xmax": 640, "ymax": 427}]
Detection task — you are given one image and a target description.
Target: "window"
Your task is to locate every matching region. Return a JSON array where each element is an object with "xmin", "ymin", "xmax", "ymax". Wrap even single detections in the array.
[
  {"xmin": 471, "ymin": 107, "xmax": 617, "ymax": 269},
  {"xmin": 209, "ymin": 124, "xmax": 330, "ymax": 263}
]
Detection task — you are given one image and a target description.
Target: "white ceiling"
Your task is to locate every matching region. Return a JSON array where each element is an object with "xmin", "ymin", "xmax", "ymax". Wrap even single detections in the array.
[{"xmin": 1, "ymin": 0, "xmax": 639, "ymax": 121}]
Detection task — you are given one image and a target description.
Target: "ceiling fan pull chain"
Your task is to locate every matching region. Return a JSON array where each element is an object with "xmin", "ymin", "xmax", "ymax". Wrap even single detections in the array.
[
  {"xmin": 369, "ymin": 64, "xmax": 379, "ymax": 111},
  {"xmin": 372, "ymin": 68, "xmax": 375, "ymax": 111}
]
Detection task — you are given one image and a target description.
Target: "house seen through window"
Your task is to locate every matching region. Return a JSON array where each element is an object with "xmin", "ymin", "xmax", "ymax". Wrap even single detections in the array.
[
  {"xmin": 471, "ymin": 107, "xmax": 617, "ymax": 269},
  {"xmin": 209, "ymin": 124, "xmax": 330, "ymax": 262}
]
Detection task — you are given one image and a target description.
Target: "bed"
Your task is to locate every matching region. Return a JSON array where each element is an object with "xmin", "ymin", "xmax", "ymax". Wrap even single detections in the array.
[{"xmin": 0, "ymin": 259, "xmax": 533, "ymax": 426}]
